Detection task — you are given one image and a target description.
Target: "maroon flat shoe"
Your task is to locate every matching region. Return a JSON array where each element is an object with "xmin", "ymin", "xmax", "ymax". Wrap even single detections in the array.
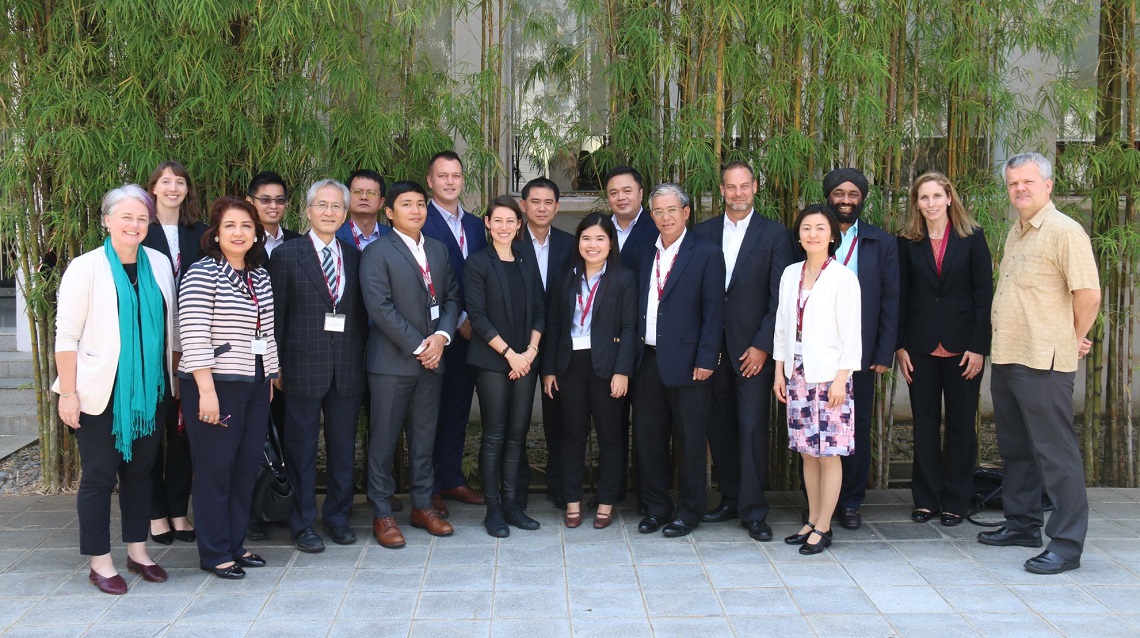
[
  {"xmin": 126, "ymin": 557, "xmax": 168, "ymax": 583},
  {"xmin": 89, "ymin": 569, "xmax": 128, "ymax": 595}
]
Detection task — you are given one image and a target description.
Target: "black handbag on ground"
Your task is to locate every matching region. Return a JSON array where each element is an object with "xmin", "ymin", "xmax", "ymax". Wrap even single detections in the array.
[
  {"xmin": 251, "ymin": 417, "xmax": 293, "ymax": 523},
  {"xmin": 967, "ymin": 465, "xmax": 1054, "ymax": 527}
]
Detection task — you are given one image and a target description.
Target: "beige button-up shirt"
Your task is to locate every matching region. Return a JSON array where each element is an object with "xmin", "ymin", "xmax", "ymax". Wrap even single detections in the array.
[{"xmin": 990, "ymin": 201, "xmax": 1099, "ymax": 372}]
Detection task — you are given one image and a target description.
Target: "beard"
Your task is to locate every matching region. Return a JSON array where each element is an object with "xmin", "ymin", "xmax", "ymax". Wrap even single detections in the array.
[{"xmin": 827, "ymin": 200, "xmax": 863, "ymax": 225}]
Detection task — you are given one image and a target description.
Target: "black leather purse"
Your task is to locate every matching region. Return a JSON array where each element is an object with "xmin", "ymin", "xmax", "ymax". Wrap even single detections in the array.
[{"xmin": 251, "ymin": 417, "xmax": 293, "ymax": 523}]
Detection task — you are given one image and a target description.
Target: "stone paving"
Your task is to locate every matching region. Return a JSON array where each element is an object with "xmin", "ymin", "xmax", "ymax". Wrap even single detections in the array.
[{"xmin": 2, "ymin": 488, "xmax": 1140, "ymax": 637}]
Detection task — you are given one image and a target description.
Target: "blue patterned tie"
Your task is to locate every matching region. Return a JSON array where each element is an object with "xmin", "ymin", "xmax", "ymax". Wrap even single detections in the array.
[{"xmin": 322, "ymin": 246, "xmax": 338, "ymax": 302}]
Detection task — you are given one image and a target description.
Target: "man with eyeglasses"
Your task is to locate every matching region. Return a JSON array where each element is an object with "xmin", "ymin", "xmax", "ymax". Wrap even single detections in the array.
[
  {"xmin": 337, "ymin": 169, "xmax": 390, "ymax": 250},
  {"xmin": 633, "ymin": 183, "xmax": 724, "ymax": 539},
  {"xmin": 247, "ymin": 171, "xmax": 301, "ymax": 258}
]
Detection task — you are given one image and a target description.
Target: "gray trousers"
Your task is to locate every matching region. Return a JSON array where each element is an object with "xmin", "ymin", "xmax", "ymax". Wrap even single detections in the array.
[
  {"xmin": 367, "ymin": 372, "xmax": 442, "ymax": 517},
  {"xmin": 991, "ymin": 363, "xmax": 1088, "ymax": 561}
]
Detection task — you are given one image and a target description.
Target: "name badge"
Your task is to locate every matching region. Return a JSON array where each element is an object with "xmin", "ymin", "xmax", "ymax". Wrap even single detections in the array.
[
  {"xmin": 324, "ymin": 313, "xmax": 346, "ymax": 333},
  {"xmin": 572, "ymin": 335, "xmax": 591, "ymax": 351},
  {"xmin": 430, "ymin": 305, "xmax": 440, "ymax": 321},
  {"xmin": 250, "ymin": 339, "xmax": 268, "ymax": 355}
]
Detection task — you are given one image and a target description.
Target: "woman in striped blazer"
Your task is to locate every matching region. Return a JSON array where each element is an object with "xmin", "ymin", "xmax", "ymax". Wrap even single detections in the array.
[{"xmin": 179, "ymin": 196, "xmax": 279, "ymax": 579}]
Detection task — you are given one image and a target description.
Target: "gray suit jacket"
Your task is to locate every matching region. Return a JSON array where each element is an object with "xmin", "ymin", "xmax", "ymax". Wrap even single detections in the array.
[{"xmin": 360, "ymin": 231, "xmax": 460, "ymax": 377}]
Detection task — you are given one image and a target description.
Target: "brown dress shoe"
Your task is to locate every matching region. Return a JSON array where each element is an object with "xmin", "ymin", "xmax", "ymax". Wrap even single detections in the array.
[
  {"xmin": 439, "ymin": 484, "xmax": 486, "ymax": 505},
  {"xmin": 372, "ymin": 516, "xmax": 406, "ymax": 549},
  {"xmin": 431, "ymin": 493, "xmax": 450, "ymax": 518},
  {"xmin": 411, "ymin": 508, "xmax": 455, "ymax": 536}
]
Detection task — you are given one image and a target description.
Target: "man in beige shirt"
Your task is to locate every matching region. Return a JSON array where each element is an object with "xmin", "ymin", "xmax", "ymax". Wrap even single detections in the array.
[{"xmin": 977, "ymin": 152, "xmax": 1100, "ymax": 575}]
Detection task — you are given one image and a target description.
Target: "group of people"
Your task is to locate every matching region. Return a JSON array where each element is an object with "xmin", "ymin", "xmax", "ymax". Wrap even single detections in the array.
[{"xmin": 54, "ymin": 149, "xmax": 1099, "ymax": 595}]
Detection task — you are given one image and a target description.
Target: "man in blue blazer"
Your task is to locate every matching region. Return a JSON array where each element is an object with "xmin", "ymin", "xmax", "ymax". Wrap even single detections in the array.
[
  {"xmin": 336, "ymin": 169, "xmax": 390, "ymax": 250},
  {"xmin": 421, "ymin": 151, "xmax": 488, "ymax": 515},
  {"xmin": 516, "ymin": 177, "xmax": 575, "ymax": 508},
  {"xmin": 634, "ymin": 183, "xmax": 725, "ymax": 538}
]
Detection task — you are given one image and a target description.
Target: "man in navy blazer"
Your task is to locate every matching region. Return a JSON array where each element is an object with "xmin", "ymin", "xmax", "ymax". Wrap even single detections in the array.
[
  {"xmin": 421, "ymin": 151, "xmax": 488, "ymax": 514},
  {"xmin": 692, "ymin": 162, "xmax": 792, "ymax": 542},
  {"xmin": 634, "ymin": 183, "xmax": 725, "ymax": 538},
  {"xmin": 516, "ymin": 177, "xmax": 574, "ymax": 508},
  {"xmin": 268, "ymin": 179, "xmax": 369, "ymax": 553},
  {"xmin": 336, "ymin": 169, "xmax": 391, "ymax": 250}
]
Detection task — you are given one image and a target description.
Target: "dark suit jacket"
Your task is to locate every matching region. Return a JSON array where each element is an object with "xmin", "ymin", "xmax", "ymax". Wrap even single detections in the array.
[
  {"xmin": 792, "ymin": 220, "xmax": 900, "ymax": 370},
  {"xmin": 464, "ymin": 245, "xmax": 545, "ymax": 373},
  {"xmin": 335, "ymin": 219, "xmax": 390, "ymax": 249},
  {"xmin": 693, "ymin": 212, "xmax": 792, "ymax": 373},
  {"xmin": 268, "ymin": 236, "xmax": 368, "ymax": 398},
  {"xmin": 422, "ymin": 202, "xmax": 488, "ymax": 313},
  {"xmin": 636, "ymin": 233, "xmax": 726, "ymax": 387},
  {"xmin": 142, "ymin": 221, "xmax": 207, "ymax": 277},
  {"xmin": 359, "ymin": 231, "xmax": 460, "ymax": 377},
  {"xmin": 617, "ymin": 210, "xmax": 659, "ymax": 278},
  {"xmin": 542, "ymin": 267, "xmax": 638, "ymax": 379},
  {"xmin": 517, "ymin": 226, "xmax": 574, "ymax": 295},
  {"xmin": 897, "ymin": 230, "xmax": 992, "ymax": 356}
]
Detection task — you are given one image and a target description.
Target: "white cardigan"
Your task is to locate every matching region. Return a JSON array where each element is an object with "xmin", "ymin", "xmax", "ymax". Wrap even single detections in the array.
[
  {"xmin": 53, "ymin": 246, "xmax": 179, "ymax": 415},
  {"xmin": 773, "ymin": 260, "xmax": 862, "ymax": 383}
]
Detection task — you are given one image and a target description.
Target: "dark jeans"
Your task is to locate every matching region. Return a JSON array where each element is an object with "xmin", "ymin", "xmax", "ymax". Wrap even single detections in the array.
[
  {"xmin": 908, "ymin": 352, "xmax": 981, "ymax": 516},
  {"xmin": 475, "ymin": 368, "xmax": 537, "ymax": 502},
  {"xmin": 150, "ymin": 397, "xmax": 192, "ymax": 520},
  {"xmin": 559, "ymin": 350, "xmax": 624, "ymax": 505}
]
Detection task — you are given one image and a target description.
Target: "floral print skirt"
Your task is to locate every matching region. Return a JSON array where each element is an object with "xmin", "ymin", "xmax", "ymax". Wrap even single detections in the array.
[{"xmin": 786, "ymin": 354, "xmax": 855, "ymax": 457}]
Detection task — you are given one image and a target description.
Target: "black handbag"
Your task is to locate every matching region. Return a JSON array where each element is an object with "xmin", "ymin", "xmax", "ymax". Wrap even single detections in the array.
[
  {"xmin": 967, "ymin": 465, "xmax": 1053, "ymax": 527},
  {"xmin": 251, "ymin": 417, "xmax": 293, "ymax": 523}
]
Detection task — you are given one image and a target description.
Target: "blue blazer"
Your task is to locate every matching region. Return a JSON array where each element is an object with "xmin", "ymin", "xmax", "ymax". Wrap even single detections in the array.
[
  {"xmin": 635, "ymin": 233, "xmax": 725, "ymax": 387},
  {"xmin": 335, "ymin": 219, "xmax": 390, "ymax": 250},
  {"xmin": 422, "ymin": 202, "xmax": 488, "ymax": 313},
  {"xmin": 618, "ymin": 211, "xmax": 659, "ymax": 278}
]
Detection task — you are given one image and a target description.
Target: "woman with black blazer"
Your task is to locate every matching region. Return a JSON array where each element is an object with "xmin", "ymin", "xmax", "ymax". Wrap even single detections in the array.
[
  {"xmin": 895, "ymin": 172, "xmax": 993, "ymax": 526},
  {"xmin": 541, "ymin": 213, "xmax": 637, "ymax": 529},
  {"xmin": 465, "ymin": 195, "xmax": 545, "ymax": 537},
  {"xmin": 142, "ymin": 160, "xmax": 206, "ymax": 546}
]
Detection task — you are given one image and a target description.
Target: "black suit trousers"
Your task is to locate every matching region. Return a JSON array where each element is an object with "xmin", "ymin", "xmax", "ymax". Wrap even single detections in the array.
[
  {"xmin": 283, "ymin": 381, "xmax": 361, "ymax": 536},
  {"xmin": 839, "ymin": 369, "xmax": 874, "ymax": 510},
  {"xmin": 907, "ymin": 352, "xmax": 980, "ymax": 516},
  {"xmin": 634, "ymin": 348, "xmax": 710, "ymax": 525},
  {"xmin": 369, "ymin": 371, "xmax": 442, "ymax": 516},
  {"xmin": 709, "ymin": 353, "xmax": 774, "ymax": 523},
  {"xmin": 559, "ymin": 350, "xmax": 624, "ymax": 505},
  {"xmin": 150, "ymin": 396, "xmax": 192, "ymax": 520}
]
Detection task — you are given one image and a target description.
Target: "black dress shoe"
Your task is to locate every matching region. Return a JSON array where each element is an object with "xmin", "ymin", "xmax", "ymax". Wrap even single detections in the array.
[
  {"xmin": 745, "ymin": 519, "xmax": 773, "ymax": 542},
  {"xmin": 977, "ymin": 526, "xmax": 1043, "ymax": 547},
  {"xmin": 173, "ymin": 529, "xmax": 196, "ymax": 543},
  {"xmin": 150, "ymin": 530, "xmax": 174, "ymax": 546},
  {"xmin": 701, "ymin": 503, "xmax": 739, "ymax": 523},
  {"xmin": 246, "ymin": 519, "xmax": 268, "ymax": 541},
  {"xmin": 784, "ymin": 523, "xmax": 815, "ymax": 545},
  {"xmin": 911, "ymin": 508, "xmax": 934, "ymax": 523},
  {"xmin": 201, "ymin": 564, "xmax": 245, "ymax": 579},
  {"xmin": 838, "ymin": 508, "xmax": 862, "ymax": 530},
  {"xmin": 294, "ymin": 527, "xmax": 326, "ymax": 553},
  {"xmin": 324, "ymin": 524, "xmax": 357, "ymax": 545},
  {"xmin": 1024, "ymin": 550, "xmax": 1080, "ymax": 575},
  {"xmin": 638, "ymin": 515, "xmax": 664, "ymax": 534},
  {"xmin": 235, "ymin": 553, "xmax": 266, "ymax": 568},
  {"xmin": 799, "ymin": 529, "xmax": 833, "ymax": 555},
  {"xmin": 661, "ymin": 518, "xmax": 697, "ymax": 538}
]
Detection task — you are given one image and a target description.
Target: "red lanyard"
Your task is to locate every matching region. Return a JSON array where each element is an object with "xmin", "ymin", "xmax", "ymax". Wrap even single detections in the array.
[
  {"xmin": 322, "ymin": 248, "xmax": 343, "ymax": 307},
  {"xmin": 655, "ymin": 248, "xmax": 679, "ymax": 300},
  {"xmin": 174, "ymin": 253, "xmax": 181, "ymax": 279},
  {"xmin": 418, "ymin": 258, "xmax": 436, "ymax": 303},
  {"xmin": 842, "ymin": 231, "xmax": 859, "ymax": 266},
  {"xmin": 457, "ymin": 222, "xmax": 466, "ymax": 256},
  {"xmin": 349, "ymin": 220, "xmax": 362, "ymax": 250},
  {"xmin": 577, "ymin": 275, "xmax": 602, "ymax": 327},
  {"xmin": 796, "ymin": 257, "xmax": 833, "ymax": 334},
  {"xmin": 242, "ymin": 271, "xmax": 262, "ymax": 333}
]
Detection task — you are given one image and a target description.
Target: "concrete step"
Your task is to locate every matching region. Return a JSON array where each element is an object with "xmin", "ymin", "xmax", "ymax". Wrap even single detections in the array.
[
  {"xmin": 0, "ymin": 328, "xmax": 14, "ymax": 352},
  {"xmin": 0, "ymin": 403, "xmax": 38, "ymax": 436},
  {"xmin": 0, "ymin": 350, "xmax": 34, "ymax": 378},
  {"xmin": 0, "ymin": 378, "xmax": 36, "ymax": 406},
  {"xmin": 0, "ymin": 433, "xmax": 37, "ymax": 461}
]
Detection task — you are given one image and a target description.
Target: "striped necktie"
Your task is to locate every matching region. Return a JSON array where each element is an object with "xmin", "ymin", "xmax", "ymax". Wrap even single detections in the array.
[{"xmin": 321, "ymin": 246, "xmax": 339, "ymax": 302}]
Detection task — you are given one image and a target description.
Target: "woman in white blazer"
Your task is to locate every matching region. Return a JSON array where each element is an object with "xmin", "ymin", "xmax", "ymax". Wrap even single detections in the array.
[
  {"xmin": 773, "ymin": 204, "xmax": 861, "ymax": 555},
  {"xmin": 54, "ymin": 184, "xmax": 180, "ymax": 594}
]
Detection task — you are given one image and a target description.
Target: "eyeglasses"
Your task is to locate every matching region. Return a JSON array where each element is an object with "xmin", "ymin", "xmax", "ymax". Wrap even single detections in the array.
[
  {"xmin": 253, "ymin": 196, "xmax": 287, "ymax": 206},
  {"xmin": 351, "ymin": 189, "xmax": 380, "ymax": 198},
  {"xmin": 311, "ymin": 202, "xmax": 345, "ymax": 213},
  {"xmin": 649, "ymin": 206, "xmax": 684, "ymax": 218}
]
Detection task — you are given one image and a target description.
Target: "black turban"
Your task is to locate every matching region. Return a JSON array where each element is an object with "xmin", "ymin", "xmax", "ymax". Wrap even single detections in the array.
[{"xmin": 822, "ymin": 168, "xmax": 869, "ymax": 200}]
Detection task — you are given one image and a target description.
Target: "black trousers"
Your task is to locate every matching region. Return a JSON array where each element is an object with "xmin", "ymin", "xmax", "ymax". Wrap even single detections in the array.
[
  {"xmin": 150, "ymin": 396, "xmax": 192, "ymax": 520},
  {"xmin": 559, "ymin": 350, "xmax": 624, "ymax": 504},
  {"xmin": 433, "ymin": 336, "xmax": 475, "ymax": 492},
  {"xmin": 283, "ymin": 381, "xmax": 361, "ymax": 536},
  {"xmin": 709, "ymin": 352, "xmax": 774, "ymax": 523},
  {"xmin": 75, "ymin": 396, "xmax": 166, "ymax": 556},
  {"xmin": 839, "ymin": 369, "xmax": 874, "ymax": 510},
  {"xmin": 633, "ymin": 348, "xmax": 711, "ymax": 525},
  {"xmin": 368, "ymin": 371, "xmax": 441, "ymax": 517},
  {"xmin": 183, "ymin": 376, "xmax": 270, "ymax": 569},
  {"xmin": 475, "ymin": 368, "xmax": 537, "ymax": 502},
  {"xmin": 992, "ymin": 363, "xmax": 1088, "ymax": 561},
  {"xmin": 908, "ymin": 352, "xmax": 981, "ymax": 516}
]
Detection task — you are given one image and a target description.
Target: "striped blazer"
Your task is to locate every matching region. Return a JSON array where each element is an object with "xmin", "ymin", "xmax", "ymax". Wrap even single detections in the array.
[{"xmin": 177, "ymin": 256, "xmax": 279, "ymax": 381}]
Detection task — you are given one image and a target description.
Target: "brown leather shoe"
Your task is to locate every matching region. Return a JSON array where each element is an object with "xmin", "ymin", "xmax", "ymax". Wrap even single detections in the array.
[
  {"xmin": 411, "ymin": 508, "xmax": 454, "ymax": 536},
  {"xmin": 431, "ymin": 493, "xmax": 450, "ymax": 518},
  {"xmin": 372, "ymin": 516, "xmax": 406, "ymax": 549},
  {"xmin": 439, "ymin": 484, "xmax": 485, "ymax": 505}
]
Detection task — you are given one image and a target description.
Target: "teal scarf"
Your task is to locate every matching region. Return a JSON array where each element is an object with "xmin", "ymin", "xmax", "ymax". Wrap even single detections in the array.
[{"xmin": 104, "ymin": 239, "xmax": 165, "ymax": 461}]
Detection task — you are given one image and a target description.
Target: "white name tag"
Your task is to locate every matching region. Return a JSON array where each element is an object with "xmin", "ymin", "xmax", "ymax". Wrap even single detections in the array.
[
  {"xmin": 572, "ymin": 336, "xmax": 591, "ymax": 351},
  {"xmin": 430, "ymin": 305, "xmax": 440, "ymax": 321},
  {"xmin": 324, "ymin": 313, "xmax": 346, "ymax": 333},
  {"xmin": 250, "ymin": 339, "xmax": 268, "ymax": 355}
]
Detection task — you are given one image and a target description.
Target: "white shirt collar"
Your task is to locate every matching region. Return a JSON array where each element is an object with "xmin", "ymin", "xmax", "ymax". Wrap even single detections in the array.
[
  {"xmin": 724, "ymin": 209, "xmax": 754, "ymax": 230},
  {"xmin": 654, "ymin": 227, "xmax": 687, "ymax": 255},
  {"xmin": 308, "ymin": 230, "xmax": 339, "ymax": 255},
  {"xmin": 433, "ymin": 200, "xmax": 465, "ymax": 224},
  {"xmin": 393, "ymin": 228, "xmax": 427, "ymax": 253},
  {"xmin": 612, "ymin": 208, "xmax": 644, "ymax": 233},
  {"xmin": 528, "ymin": 225, "xmax": 550, "ymax": 247}
]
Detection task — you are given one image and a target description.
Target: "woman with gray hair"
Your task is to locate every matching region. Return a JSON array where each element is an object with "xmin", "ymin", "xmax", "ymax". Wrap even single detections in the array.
[{"xmin": 54, "ymin": 184, "xmax": 180, "ymax": 594}]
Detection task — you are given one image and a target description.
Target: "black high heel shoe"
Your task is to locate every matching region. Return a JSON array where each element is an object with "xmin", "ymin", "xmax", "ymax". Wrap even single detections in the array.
[
  {"xmin": 784, "ymin": 522, "xmax": 815, "ymax": 545},
  {"xmin": 798, "ymin": 528, "xmax": 833, "ymax": 555},
  {"xmin": 173, "ymin": 529, "xmax": 196, "ymax": 543},
  {"xmin": 150, "ymin": 518, "xmax": 174, "ymax": 545}
]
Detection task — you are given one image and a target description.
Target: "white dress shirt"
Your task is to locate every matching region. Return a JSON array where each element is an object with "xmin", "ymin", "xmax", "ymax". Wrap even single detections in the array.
[
  {"xmin": 613, "ymin": 208, "xmax": 645, "ymax": 250},
  {"xmin": 528, "ymin": 225, "xmax": 551, "ymax": 289},
  {"xmin": 644, "ymin": 228, "xmax": 686, "ymax": 347},
  {"xmin": 264, "ymin": 226, "xmax": 286, "ymax": 257},
  {"xmin": 570, "ymin": 265, "xmax": 607, "ymax": 340},
  {"xmin": 348, "ymin": 219, "xmax": 383, "ymax": 251},
  {"xmin": 393, "ymin": 228, "xmax": 452, "ymax": 349},
  {"xmin": 308, "ymin": 231, "xmax": 345, "ymax": 303},
  {"xmin": 433, "ymin": 200, "xmax": 469, "ymax": 258},
  {"xmin": 722, "ymin": 209, "xmax": 753, "ymax": 288}
]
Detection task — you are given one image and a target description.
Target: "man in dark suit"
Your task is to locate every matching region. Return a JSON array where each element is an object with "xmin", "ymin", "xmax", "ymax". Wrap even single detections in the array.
[
  {"xmin": 336, "ymin": 169, "xmax": 390, "ymax": 250},
  {"xmin": 421, "ymin": 150, "xmax": 488, "ymax": 516},
  {"xmin": 516, "ymin": 177, "xmax": 574, "ymax": 508},
  {"xmin": 360, "ymin": 180, "xmax": 460, "ymax": 548},
  {"xmin": 268, "ymin": 179, "xmax": 368, "ymax": 553},
  {"xmin": 692, "ymin": 162, "xmax": 792, "ymax": 542},
  {"xmin": 634, "ymin": 183, "xmax": 725, "ymax": 538},
  {"xmin": 248, "ymin": 171, "xmax": 301, "ymax": 258}
]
